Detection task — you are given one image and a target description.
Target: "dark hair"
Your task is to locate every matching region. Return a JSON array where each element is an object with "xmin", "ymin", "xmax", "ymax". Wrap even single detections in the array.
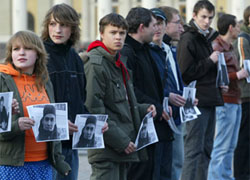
[
  {"xmin": 193, "ymin": 0, "xmax": 215, "ymax": 16},
  {"xmin": 217, "ymin": 14, "xmax": 236, "ymax": 35},
  {"xmin": 0, "ymin": 96, "xmax": 4, "ymax": 102},
  {"xmin": 243, "ymin": 6, "xmax": 250, "ymax": 26},
  {"xmin": 41, "ymin": 3, "xmax": 80, "ymax": 45},
  {"xmin": 159, "ymin": 6, "xmax": 179, "ymax": 23},
  {"xmin": 99, "ymin": 13, "xmax": 128, "ymax": 33},
  {"xmin": 126, "ymin": 7, "xmax": 155, "ymax": 33}
]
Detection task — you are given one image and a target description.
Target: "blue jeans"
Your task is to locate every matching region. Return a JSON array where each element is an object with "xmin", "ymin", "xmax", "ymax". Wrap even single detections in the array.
[
  {"xmin": 181, "ymin": 107, "xmax": 216, "ymax": 180},
  {"xmin": 55, "ymin": 148, "xmax": 79, "ymax": 180},
  {"xmin": 153, "ymin": 141, "xmax": 172, "ymax": 180},
  {"xmin": 208, "ymin": 103, "xmax": 242, "ymax": 180},
  {"xmin": 171, "ymin": 124, "xmax": 184, "ymax": 180}
]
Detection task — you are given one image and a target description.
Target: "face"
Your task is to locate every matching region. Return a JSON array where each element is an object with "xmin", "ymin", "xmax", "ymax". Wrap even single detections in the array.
[
  {"xmin": 193, "ymin": 8, "xmax": 214, "ymax": 31},
  {"xmin": 153, "ymin": 19, "xmax": 166, "ymax": 43},
  {"xmin": 140, "ymin": 123, "xmax": 148, "ymax": 139},
  {"xmin": 231, "ymin": 20, "xmax": 241, "ymax": 40},
  {"xmin": 83, "ymin": 123, "xmax": 96, "ymax": 140},
  {"xmin": 142, "ymin": 16, "xmax": 157, "ymax": 43},
  {"xmin": 12, "ymin": 41, "xmax": 37, "ymax": 74},
  {"xmin": 100, "ymin": 24, "xmax": 126, "ymax": 55},
  {"xmin": 0, "ymin": 100, "xmax": 3, "ymax": 110},
  {"xmin": 166, "ymin": 14, "xmax": 184, "ymax": 41},
  {"xmin": 42, "ymin": 114, "xmax": 56, "ymax": 131},
  {"xmin": 48, "ymin": 17, "xmax": 72, "ymax": 44}
]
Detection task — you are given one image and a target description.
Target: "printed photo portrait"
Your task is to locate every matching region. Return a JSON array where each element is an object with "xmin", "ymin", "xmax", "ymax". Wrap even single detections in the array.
[
  {"xmin": 72, "ymin": 114, "xmax": 108, "ymax": 149},
  {"xmin": 0, "ymin": 92, "xmax": 13, "ymax": 133},
  {"xmin": 135, "ymin": 112, "xmax": 158, "ymax": 151},
  {"xmin": 27, "ymin": 103, "xmax": 69, "ymax": 142}
]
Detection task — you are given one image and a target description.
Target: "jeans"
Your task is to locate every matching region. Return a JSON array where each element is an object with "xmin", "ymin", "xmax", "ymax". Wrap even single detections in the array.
[
  {"xmin": 181, "ymin": 107, "xmax": 216, "ymax": 180},
  {"xmin": 55, "ymin": 148, "xmax": 79, "ymax": 180},
  {"xmin": 234, "ymin": 102, "xmax": 250, "ymax": 180},
  {"xmin": 208, "ymin": 103, "xmax": 242, "ymax": 180},
  {"xmin": 153, "ymin": 141, "xmax": 173, "ymax": 180},
  {"xmin": 171, "ymin": 125, "xmax": 184, "ymax": 180}
]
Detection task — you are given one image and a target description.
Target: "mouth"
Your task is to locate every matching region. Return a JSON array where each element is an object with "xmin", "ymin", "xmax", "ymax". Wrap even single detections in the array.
[
  {"xmin": 54, "ymin": 36, "xmax": 63, "ymax": 39},
  {"xmin": 18, "ymin": 58, "xmax": 27, "ymax": 62}
]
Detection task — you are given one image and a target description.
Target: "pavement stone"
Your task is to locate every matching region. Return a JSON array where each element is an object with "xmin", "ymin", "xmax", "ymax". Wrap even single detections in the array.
[{"xmin": 78, "ymin": 150, "xmax": 91, "ymax": 180}]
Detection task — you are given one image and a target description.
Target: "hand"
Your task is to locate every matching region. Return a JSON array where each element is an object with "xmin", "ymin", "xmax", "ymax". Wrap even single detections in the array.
[
  {"xmin": 193, "ymin": 98, "xmax": 199, "ymax": 106},
  {"xmin": 125, "ymin": 141, "xmax": 136, "ymax": 154},
  {"xmin": 210, "ymin": 51, "xmax": 220, "ymax": 63},
  {"xmin": 18, "ymin": 117, "xmax": 35, "ymax": 131},
  {"xmin": 147, "ymin": 105, "xmax": 157, "ymax": 118},
  {"xmin": 68, "ymin": 120, "xmax": 78, "ymax": 135},
  {"xmin": 162, "ymin": 110, "xmax": 170, "ymax": 121},
  {"xmin": 220, "ymin": 85, "xmax": 229, "ymax": 93},
  {"xmin": 102, "ymin": 122, "xmax": 108, "ymax": 133},
  {"xmin": 169, "ymin": 93, "xmax": 186, "ymax": 107},
  {"xmin": 237, "ymin": 68, "xmax": 249, "ymax": 80},
  {"xmin": 12, "ymin": 99, "xmax": 20, "ymax": 114}
]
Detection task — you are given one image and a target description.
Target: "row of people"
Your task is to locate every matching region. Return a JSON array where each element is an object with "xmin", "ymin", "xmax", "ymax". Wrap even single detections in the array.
[{"xmin": 0, "ymin": 1, "xmax": 249, "ymax": 180}]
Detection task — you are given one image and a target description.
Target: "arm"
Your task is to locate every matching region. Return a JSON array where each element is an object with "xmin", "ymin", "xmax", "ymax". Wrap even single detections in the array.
[
  {"xmin": 177, "ymin": 37, "xmax": 215, "ymax": 84},
  {"xmin": 84, "ymin": 60, "xmax": 131, "ymax": 153}
]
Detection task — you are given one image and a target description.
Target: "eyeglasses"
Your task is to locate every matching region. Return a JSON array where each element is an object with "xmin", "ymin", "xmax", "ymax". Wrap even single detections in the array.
[{"xmin": 169, "ymin": 20, "xmax": 181, "ymax": 24}]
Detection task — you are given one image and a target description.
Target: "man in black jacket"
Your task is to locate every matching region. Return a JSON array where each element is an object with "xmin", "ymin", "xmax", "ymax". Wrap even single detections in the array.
[
  {"xmin": 121, "ymin": 7, "xmax": 173, "ymax": 180},
  {"xmin": 177, "ymin": 1, "xmax": 226, "ymax": 180}
]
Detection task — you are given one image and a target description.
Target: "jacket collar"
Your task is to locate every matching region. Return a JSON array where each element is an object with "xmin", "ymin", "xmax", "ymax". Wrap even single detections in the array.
[
  {"xmin": 163, "ymin": 34, "xmax": 172, "ymax": 45},
  {"xmin": 125, "ymin": 34, "xmax": 145, "ymax": 50},
  {"xmin": 241, "ymin": 24, "xmax": 250, "ymax": 34},
  {"xmin": 44, "ymin": 38, "xmax": 71, "ymax": 54},
  {"xmin": 214, "ymin": 36, "xmax": 232, "ymax": 51}
]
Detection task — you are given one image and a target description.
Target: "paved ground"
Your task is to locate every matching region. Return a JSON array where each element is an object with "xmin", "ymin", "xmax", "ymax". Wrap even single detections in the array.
[{"xmin": 78, "ymin": 150, "xmax": 91, "ymax": 180}]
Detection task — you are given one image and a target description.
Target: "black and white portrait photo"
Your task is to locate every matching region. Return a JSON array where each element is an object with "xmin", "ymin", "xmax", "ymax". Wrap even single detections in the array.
[
  {"xmin": 183, "ymin": 87, "xmax": 196, "ymax": 115},
  {"xmin": 243, "ymin": 60, "xmax": 250, "ymax": 83},
  {"xmin": 0, "ymin": 92, "xmax": 13, "ymax": 133},
  {"xmin": 72, "ymin": 114, "xmax": 107, "ymax": 149},
  {"xmin": 216, "ymin": 53, "xmax": 229, "ymax": 87},
  {"xmin": 27, "ymin": 103, "xmax": 69, "ymax": 142},
  {"xmin": 135, "ymin": 112, "xmax": 158, "ymax": 151}
]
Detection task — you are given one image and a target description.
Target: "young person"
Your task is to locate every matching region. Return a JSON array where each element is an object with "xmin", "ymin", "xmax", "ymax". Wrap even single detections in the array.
[
  {"xmin": 176, "ymin": 1, "xmax": 226, "ymax": 180},
  {"xmin": 208, "ymin": 14, "xmax": 249, "ymax": 180},
  {"xmin": 0, "ymin": 30, "xmax": 70, "ymax": 179},
  {"xmin": 41, "ymin": 4, "xmax": 88, "ymax": 180},
  {"xmin": 84, "ymin": 13, "xmax": 156, "ymax": 180},
  {"xmin": 233, "ymin": 6, "xmax": 250, "ymax": 180},
  {"xmin": 121, "ymin": 7, "xmax": 172, "ymax": 180}
]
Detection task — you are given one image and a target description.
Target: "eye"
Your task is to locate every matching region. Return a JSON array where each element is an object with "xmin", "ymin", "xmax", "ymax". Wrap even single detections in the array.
[
  {"xmin": 12, "ymin": 47, "xmax": 19, "ymax": 51},
  {"xmin": 49, "ymin": 22, "xmax": 56, "ymax": 26}
]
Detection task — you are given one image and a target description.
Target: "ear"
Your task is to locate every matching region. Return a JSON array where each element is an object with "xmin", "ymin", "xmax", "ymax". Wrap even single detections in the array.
[
  {"xmin": 192, "ymin": 12, "xmax": 196, "ymax": 19},
  {"xmin": 228, "ymin": 24, "xmax": 233, "ymax": 32},
  {"xmin": 100, "ymin": 31, "xmax": 104, "ymax": 40},
  {"xmin": 138, "ymin": 23, "xmax": 144, "ymax": 33}
]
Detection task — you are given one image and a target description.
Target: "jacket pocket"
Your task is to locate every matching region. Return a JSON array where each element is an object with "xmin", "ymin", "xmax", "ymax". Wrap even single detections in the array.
[{"xmin": 111, "ymin": 79, "xmax": 127, "ymax": 103}]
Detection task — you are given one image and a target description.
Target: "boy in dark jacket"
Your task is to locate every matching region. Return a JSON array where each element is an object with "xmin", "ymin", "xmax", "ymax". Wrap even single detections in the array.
[
  {"xmin": 177, "ymin": 1, "xmax": 226, "ymax": 180},
  {"xmin": 41, "ymin": 4, "xmax": 88, "ymax": 180},
  {"xmin": 84, "ymin": 13, "xmax": 156, "ymax": 180}
]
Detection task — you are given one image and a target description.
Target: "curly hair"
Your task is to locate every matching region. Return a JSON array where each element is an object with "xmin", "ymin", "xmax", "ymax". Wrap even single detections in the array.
[
  {"xmin": 41, "ymin": 3, "xmax": 80, "ymax": 45},
  {"xmin": 5, "ymin": 30, "xmax": 48, "ymax": 91}
]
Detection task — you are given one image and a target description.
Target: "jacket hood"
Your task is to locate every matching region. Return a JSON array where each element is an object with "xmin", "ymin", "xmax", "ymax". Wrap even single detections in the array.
[
  {"xmin": 241, "ymin": 24, "xmax": 250, "ymax": 34},
  {"xmin": 87, "ymin": 40, "xmax": 111, "ymax": 54},
  {"xmin": 0, "ymin": 63, "xmax": 20, "ymax": 76},
  {"xmin": 184, "ymin": 19, "xmax": 218, "ymax": 42}
]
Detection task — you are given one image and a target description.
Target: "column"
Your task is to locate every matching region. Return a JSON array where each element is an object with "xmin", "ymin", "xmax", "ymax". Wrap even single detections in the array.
[
  {"xmin": 142, "ymin": 0, "xmax": 156, "ymax": 9},
  {"xmin": 186, "ymin": 0, "xmax": 197, "ymax": 23},
  {"xmin": 82, "ymin": 0, "xmax": 90, "ymax": 42},
  {"xmin": 119, "ymin": 0, "xmax": 131, "ymax": 18},
  {"xmin": 230, "ymin": 0, "xmax": 245, "ymax": 20},
  {"xmin": 53, "ymin": 0, "xmax": 71, "ymax": 5},
  {"xmin": 12, "ymin": 0, "xmax": 27, "ymax": 34},
  {"xmin": 98, "ymin": 0, "xmax": 112, "ymax": 22}
]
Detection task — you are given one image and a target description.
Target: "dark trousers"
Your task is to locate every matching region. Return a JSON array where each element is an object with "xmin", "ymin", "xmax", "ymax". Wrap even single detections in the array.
[
  {"xmin": 234, "ymin": 102, "xmax": 250, "ymax": 180},
  {"xmin": 127, "ymin": 144, "xmax": 155, "ymax": 180},
  {"xmin": 153, "ymin": 141, "xmax": 172, "ymax": 180},
  {"xmin": 181, "ymin": 107, "xmax": 216, "ymax": 180}
]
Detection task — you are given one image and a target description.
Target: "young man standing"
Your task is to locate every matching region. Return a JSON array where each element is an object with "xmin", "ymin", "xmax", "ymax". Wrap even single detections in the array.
[
  {"xmin": 233, "ymin": 6, "xmax": 250, "ymax": 180},
  {"xmin": 84, "ymin": 13, "xmax": 156, "ymax": 180},
  {"xmin": 177, "ymin": 1, "xmax": 225, "ymax": 180},
  {"xmin": 208, "ymin": 13, "xmax": 249, "ymax": 180},
  {"xmin": 41, "ymin": 4, "xmax": 88, "ymax": 180},
  {"xmin": 159, "ymin": 6, "xmax": 186, "ymax": 180},
  {"xmin": 121, "ymin": 7, "xmax": 173, "ymax": 180}
]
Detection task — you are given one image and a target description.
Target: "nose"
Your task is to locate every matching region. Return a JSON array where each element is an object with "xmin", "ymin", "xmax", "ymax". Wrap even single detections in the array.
[
  {"xmin": 19, "ymin": 47, "xmax": 25, "ymax": 55},
  {"xmin": 55, "ymin": 24, "xmax": 62, "ymax": 33}
]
